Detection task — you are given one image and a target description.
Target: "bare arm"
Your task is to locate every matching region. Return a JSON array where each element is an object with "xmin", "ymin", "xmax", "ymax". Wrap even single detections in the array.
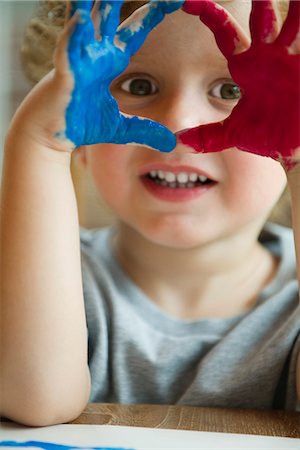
[
  {"xmin": 287, "ymin": 164, "xmax": 300, "ymax": 286},
  {"xmin": 286, "ymin": 163, "xmax": 300, "ymax": 402},
  {"xmin": 0, "ymin": 75, "xmax": 91, "ymax": 426}
]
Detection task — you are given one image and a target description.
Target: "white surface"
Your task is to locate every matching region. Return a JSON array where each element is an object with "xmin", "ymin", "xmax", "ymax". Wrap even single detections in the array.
[{"xmin": 1, "ymin": 422, "xmax": 300, "ymax": 450}]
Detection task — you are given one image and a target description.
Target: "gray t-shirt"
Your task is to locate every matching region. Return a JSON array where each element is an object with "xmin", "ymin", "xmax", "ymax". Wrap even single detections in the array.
[{"xmin": 80, "ymin": 223, "xmax": 300, "ymax": 410}]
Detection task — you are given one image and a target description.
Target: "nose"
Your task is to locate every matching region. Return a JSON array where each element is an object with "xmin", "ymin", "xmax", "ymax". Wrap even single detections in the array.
[{"xmin": 153, "ymin": 86, "xmax": 215, "ymax": 135}]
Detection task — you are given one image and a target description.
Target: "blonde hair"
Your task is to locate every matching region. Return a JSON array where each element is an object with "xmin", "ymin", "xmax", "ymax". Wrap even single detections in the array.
[
  {"xmin": 20, "ymin": 0, "xmax": 291, "ymax": 226},
  {"xmin": 21, "ymin": 1, "xmax": 65, "ymax": 84}
]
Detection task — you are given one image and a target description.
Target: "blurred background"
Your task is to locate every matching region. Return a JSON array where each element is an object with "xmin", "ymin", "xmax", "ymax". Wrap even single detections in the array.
[
  {"xmin": 0, "ymin": 1, "xmax": 291, "ymax": 229},
  {"xmin": 0, "ymin": 1, "xmax": 35, "ymax": 174}
]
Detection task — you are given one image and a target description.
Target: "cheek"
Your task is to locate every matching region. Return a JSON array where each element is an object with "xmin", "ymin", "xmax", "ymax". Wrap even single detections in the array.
[
  {"xmin": 86, "ymin": 144, "xmax": 130, "ymax": 199},
  {"xmin": 223, "ymin": 151, "xmax": 287, "ymax": 214},
  {"xmin": 84, "ymin": 144, "xmax": 155, "ymax": 225}
]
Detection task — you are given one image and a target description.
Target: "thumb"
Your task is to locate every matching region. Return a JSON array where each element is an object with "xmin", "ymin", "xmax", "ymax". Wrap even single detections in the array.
[
  {"xmin": 115, "ymin": 114, "xmax": 176, "ymax": 153},
  {"xmin": 177, "ymin": 120, "xmax": 231, "ymax": 153}
]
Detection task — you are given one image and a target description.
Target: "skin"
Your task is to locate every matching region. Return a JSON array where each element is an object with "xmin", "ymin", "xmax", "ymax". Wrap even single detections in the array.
[{"xmin": 0, "ymin": 0, "xmax": 299, "ymax": 426}]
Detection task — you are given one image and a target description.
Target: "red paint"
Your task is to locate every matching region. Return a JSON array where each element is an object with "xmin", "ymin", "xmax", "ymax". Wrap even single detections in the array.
[
  {"xmin": 182, "ymin": 0, "xmax": 241, "ymax": 58},
  {"xmin": 249, "ymin": 1, "xmax": 277, "ymax": 45},
  {"xmin": 276, "ymin": 0, "xmax": 300, "ymax": 48},
  {"xmin": 179, "ymin": 0, "xmax": 300, "ymax": 169},
  {"xmin": 141, "ymin": 176, "xmax": 216, "ymax": 203}
]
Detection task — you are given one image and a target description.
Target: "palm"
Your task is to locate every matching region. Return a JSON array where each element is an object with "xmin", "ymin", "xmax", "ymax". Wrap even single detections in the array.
[
  {"xmin": 66, "ymin": 32, "xmax": 131, "ymax": 146},
  {"xmin": 63, "ymin": 0, "xmax": 184, "ymax": 151},
  {"xmin": 225, "ymin": 40, "xmax": 299, "ymax": 161},
  {"xmin": 70, "ymin": 38, "xmax": 130, "ymax": 87},
  {"xmin": 179, "ymin": 0, "xmax": 300, "ymax": 169}
]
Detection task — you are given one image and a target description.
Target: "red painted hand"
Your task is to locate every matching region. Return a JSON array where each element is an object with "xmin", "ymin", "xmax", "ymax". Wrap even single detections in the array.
[{"xmin": 178, "ymin": 0, "xmax": 300, "ymax": 170}]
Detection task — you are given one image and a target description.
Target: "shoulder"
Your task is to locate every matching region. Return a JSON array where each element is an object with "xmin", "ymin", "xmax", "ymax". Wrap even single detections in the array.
[
  {"xmin": 257, "ymin": 223, "xmax": 298, "ymax": 319},
  {"xmin": 260, "ymin": 222, "xmax": 296, "ymax": 281},
  {"xmin": 79, "ymin": 226, "xmax": 117, "ymax": 296},
  {"xmin": 260, "ymin": 222, "xmax": 294, "ymax": 251},
  {"xmin": 79, "ymin": 226, "xmax": 115, "ymax": 267},
  {"xmin": 80, "ymin": 226, "xmax": 111, "ymax": 252}
]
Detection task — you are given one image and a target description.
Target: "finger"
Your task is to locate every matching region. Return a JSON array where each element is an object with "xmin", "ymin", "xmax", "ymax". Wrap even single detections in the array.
[
  {"xmin": 276, "ymin": 0, "xmax": 300, "ymax": 49},
  {"xmin": 182, "ymin": 0, "xmax": 249, "ymax": 58},
  {"xmin": 68, "ymin": 0, "xmax": 94, "ymax": 19},
  {"xmin": 116, "ymin": 0, "xmax": 184, "ymax": 56},
  {"xmin": 249, "ymin": 0, "xmax": 280, "ymax": 45},
  {"xmin": 116, "ymin": 114, "xmax": 176, "ymax": 152},
  {"xmin": 65, "ymin": 0, "xmax": 93, "ymax": 24},
  {"xmin": 94, "ymin": 0, "xmax": 124, "ymax": 38},
  {"xmin": 67, "ymin": 8, "xmax": 95, "ymax": 61},
  {"xmin": 177, "ymin": 120, "xmax": 232, "ymax": 153},
  {"xmin": 55, "ymin": 11, "xmax": 84, "ymax": 72}
]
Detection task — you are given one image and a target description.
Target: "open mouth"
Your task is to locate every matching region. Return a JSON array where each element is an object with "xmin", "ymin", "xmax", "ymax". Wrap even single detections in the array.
[{"xmin": 143, "ymin": 170, "xmax": 215, "ymax": 189}]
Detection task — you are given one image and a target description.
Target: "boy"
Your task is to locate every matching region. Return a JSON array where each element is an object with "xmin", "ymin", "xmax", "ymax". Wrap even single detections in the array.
[{"xmin": 1, "ymin": 0, "xmax": 299, "ymax": 426}]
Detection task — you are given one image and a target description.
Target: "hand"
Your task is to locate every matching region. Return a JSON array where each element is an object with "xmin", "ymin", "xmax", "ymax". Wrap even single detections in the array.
[
  {"xmin": 178, "ymin": 0, "xmax": 300, "ymax": 170},
  {"xmin": 55, "ymin": 0, "xmax": 183, "ymax": 152}
]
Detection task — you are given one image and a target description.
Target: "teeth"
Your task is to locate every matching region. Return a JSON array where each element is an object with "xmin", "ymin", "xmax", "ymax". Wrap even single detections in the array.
[
  {"xmin": 165, "ymin": 172, "xmax": 176, "ymax": 183},
  {"xmin": 189, "ymin": 173, "xmax": 198, "ymax": 182},
  {"xmin": 177, "ymin": 172, "xmax": 188, "ymax": 183},
  {"xmin": 148, "ymin": 170, "xmax": 210, "ymax": 186}
]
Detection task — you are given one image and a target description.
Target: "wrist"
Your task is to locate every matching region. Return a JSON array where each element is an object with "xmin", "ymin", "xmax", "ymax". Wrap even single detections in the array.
[
  {"xmin": 6, "ymin": 71, "xmax": 76, "ymax": 155},
  {"xmin": 4, "ymin": 127, "xmax": 72, "ymax": 168}
]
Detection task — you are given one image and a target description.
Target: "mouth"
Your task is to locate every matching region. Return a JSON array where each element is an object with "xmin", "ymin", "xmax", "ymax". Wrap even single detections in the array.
[{"xmin": 140, "ymin": 166, "xmax": 217, "ymax": 202}]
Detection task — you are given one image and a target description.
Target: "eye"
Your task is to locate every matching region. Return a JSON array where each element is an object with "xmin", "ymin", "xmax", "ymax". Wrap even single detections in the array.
[
  {"xmin": 120, "ymin": 77, "xmax": 158, "ymax": 96},
  {"xmin": 210, "ymin": 80, "xmax": 241, "ymax": 100}
]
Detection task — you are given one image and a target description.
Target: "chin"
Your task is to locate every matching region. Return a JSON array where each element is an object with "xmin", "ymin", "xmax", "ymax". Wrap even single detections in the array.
[{"xmin": 135, "ymin": 216, "xmax": 213, "ymax": 249}]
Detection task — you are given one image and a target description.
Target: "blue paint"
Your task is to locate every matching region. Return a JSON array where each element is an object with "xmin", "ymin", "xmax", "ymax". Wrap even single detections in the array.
[
  {"xmin": 60, "ymin": 0, "xmax": 184, "ymax": 152},
  {"xmin": 0, "ymin": 441, "xmax": 133, "ymax": 450}
]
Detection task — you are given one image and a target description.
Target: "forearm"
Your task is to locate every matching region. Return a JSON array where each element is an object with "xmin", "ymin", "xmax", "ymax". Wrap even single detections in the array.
[
  {"xmin": 0, "ymin": 131, "xmax": 90, "ymax": 425},
  {"xmin": 287, "ymin": 163, "xmax": 300, "ymax": 402},
  {"xmin": 287, "ymin": 162, "xmax": 300, "ymax": 292}
]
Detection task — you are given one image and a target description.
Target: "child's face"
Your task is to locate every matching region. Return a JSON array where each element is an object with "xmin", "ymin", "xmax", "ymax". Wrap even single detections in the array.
[{"xmin": 80, "ymin": 2, "xmax": 287, "ymax": 248}]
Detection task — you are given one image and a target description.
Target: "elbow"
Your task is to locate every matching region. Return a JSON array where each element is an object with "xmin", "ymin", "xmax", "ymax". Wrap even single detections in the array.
[
  {"xmin": 1, "ymin": 373, "xmax": 91, "ymax": 426},
  {"xmin": 9, "ymin": 399, "xmax": 88, "ymax": 427},
  {"xmin": 3, "ymin": 403, "xmax": 88, "ymax": 428}
]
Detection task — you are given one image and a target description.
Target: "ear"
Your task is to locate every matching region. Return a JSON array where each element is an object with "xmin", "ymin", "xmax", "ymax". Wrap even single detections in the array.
[{"xmin": 75, "ymin": 145, "xmax": 88, "ymax": 167}]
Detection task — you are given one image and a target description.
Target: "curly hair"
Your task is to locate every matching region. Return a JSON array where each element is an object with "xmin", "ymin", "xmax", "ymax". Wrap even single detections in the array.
[{"xmin": 21, "ymin": 1, "xmax": 65, "ymax": 83}]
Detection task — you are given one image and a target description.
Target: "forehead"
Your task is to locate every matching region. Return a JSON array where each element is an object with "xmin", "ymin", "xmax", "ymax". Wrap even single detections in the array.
[
  {"xmin": 128, "ymin": 2, "xmax": 251, "ymax": 67},
  {"xmin": 122, "ymin": 0, "xmax": 252, "ymax": 29}
]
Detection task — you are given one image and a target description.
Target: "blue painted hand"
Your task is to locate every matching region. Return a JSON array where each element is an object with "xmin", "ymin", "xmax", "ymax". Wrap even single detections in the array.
[{"xmin": 59, "ymin": 0, "xmax": 183, "ymax": 152}]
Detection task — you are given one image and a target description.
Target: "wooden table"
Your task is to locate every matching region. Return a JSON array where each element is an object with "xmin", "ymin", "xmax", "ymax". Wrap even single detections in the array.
[{"xmin": 71, "ymin": 403, "xmax": 300, "ymax": 438}]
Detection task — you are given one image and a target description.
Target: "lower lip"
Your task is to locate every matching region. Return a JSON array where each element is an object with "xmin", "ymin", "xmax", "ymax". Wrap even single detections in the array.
[{"xmin": 141, "ymin": 176, "xmax": 216, "ymax": 203}]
